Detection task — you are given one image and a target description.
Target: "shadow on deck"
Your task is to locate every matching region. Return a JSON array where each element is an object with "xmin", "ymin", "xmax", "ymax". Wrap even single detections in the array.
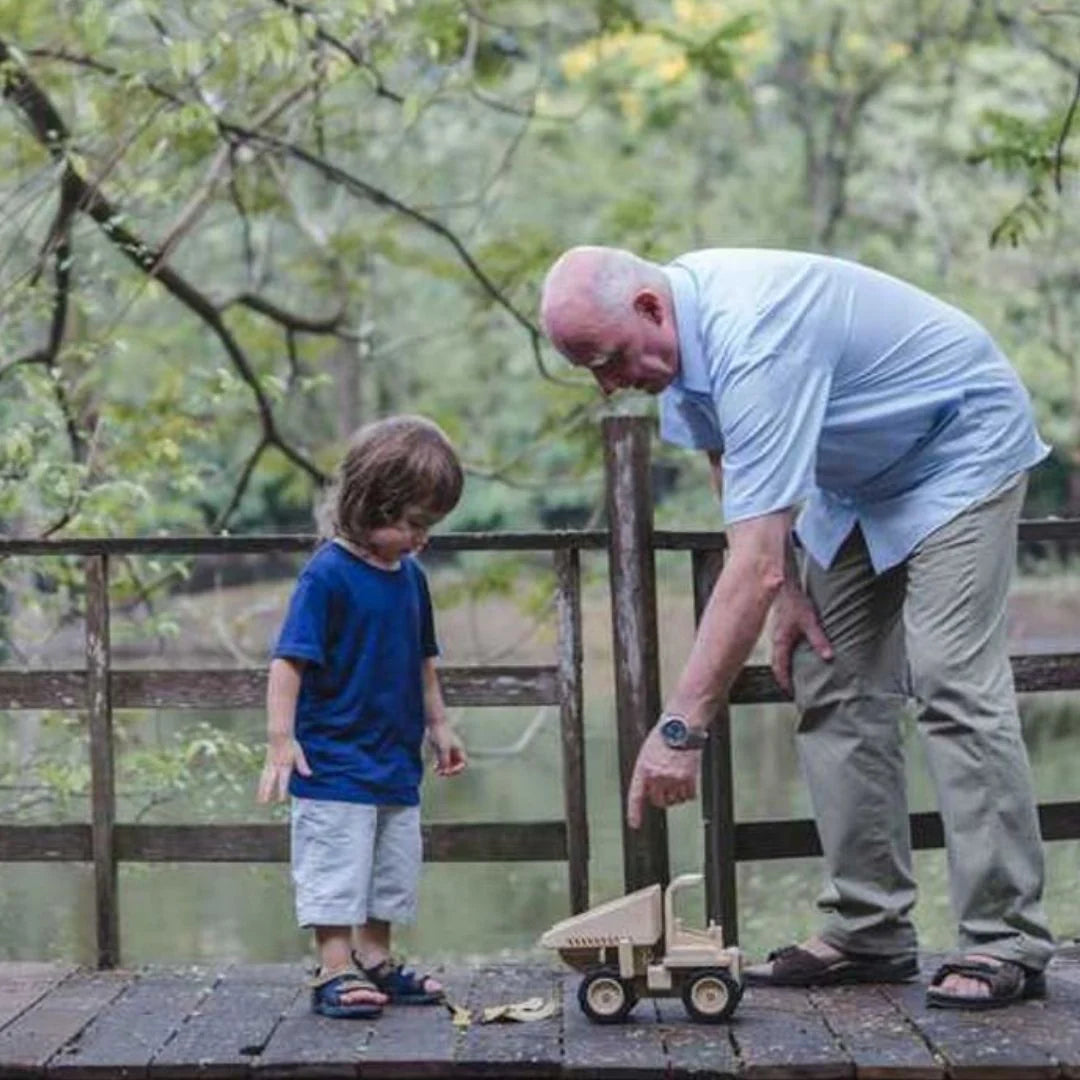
[{"xmin": 1, "ymin": 954, "xmax": 1079, "ymax": 1078}]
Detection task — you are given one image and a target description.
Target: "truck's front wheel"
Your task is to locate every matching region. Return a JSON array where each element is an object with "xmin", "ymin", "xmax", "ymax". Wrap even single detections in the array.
[
  {"xmin": 682, "ymin": 968, "xmax": 741, "ymax": 1023},
  {"xmin": 578, "ymin": 966, "xmax": 636, "ymax": 1024}
]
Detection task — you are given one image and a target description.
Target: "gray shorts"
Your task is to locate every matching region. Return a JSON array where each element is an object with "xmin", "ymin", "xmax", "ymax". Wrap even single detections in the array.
[{"xmin": 290, "ymin": 798, "xmax": 422, "ymax": 928}]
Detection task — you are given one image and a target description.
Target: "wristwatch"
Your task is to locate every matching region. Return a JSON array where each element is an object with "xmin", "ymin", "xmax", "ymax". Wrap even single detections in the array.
[{"xmin": 658, "ymin": 713, "xmax": 708, "ymax": 751}]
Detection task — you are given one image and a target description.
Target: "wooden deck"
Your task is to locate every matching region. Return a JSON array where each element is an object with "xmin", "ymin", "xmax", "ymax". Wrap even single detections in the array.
[{"xmin": 2, "ymin": 955, "xmax": 1080, "ymax": 1078}]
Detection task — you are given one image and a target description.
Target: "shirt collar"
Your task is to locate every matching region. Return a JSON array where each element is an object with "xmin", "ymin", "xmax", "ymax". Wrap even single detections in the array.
[{"xmin": 662, "ymin": 260, "xmax": 710, "ymax": 394}]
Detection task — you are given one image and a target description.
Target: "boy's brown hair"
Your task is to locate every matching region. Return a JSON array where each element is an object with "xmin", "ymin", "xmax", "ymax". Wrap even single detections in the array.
[{"xmin": 318, "ymin": 415, "xmax": 463, "ymax": 543}]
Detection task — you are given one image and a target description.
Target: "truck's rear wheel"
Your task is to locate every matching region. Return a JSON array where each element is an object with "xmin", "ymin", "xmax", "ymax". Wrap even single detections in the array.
[
  {"xmin": 682, "ymin": 968, "xmax": 741, "ymax": 1023},
  {"xmin": 578, "ymin": 966, "xmax": 636, "ymax": 1024}
]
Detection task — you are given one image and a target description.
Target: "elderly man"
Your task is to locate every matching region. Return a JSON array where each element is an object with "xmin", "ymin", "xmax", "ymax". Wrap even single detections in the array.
[{"xmin": 540, "ymin": 245, "xmax": 1054, "ymax": 1009}]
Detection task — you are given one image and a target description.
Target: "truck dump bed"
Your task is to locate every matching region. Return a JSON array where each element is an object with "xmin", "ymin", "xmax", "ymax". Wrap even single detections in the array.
[{"xmin": 540, "ymin": 884, "xmax": 663, "ymax": 949}]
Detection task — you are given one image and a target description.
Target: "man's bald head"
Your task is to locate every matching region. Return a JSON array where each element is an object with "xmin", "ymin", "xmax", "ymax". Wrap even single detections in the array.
[
  {"xmin": 539, "ymin": 246, "xmax": 668, "ymax": 355},
  {"xmin": 538, "ymin": 245, "xmax": 681, "ymax": 396}
]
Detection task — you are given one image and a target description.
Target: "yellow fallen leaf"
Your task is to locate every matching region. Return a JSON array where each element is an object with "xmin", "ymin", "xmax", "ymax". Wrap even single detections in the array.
[
  {"xmin": 445, "ymin": 1001, "xmax": 471, "ymax": 1028},
  {"xmin": 480, "ymin": 997, "xmax": 556, "ymax": 1023}
]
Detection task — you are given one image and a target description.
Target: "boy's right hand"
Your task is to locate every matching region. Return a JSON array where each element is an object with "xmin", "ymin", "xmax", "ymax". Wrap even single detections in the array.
[{"xmin": 256, "ymin": 737, "xmax": 312, "ymax": 803}]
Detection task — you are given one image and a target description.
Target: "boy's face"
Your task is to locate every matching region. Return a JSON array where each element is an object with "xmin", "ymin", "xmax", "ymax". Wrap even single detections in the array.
[{"xmin": 364, "ymin": 507, "xmax": 440, "ymax": 562}]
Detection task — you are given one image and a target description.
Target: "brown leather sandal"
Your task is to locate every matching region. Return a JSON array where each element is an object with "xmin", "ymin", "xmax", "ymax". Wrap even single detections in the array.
[
  {"xmin": 926, "ymin": 958, "xmax": 1046, "ymax": 1010},
  {"xmin": 745, "ymin": 943, "xmax": 918, "ymax": 986}
]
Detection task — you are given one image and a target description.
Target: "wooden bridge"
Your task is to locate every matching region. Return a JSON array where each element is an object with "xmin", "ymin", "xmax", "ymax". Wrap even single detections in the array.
[
  {"xmin": 2, "ymin": 953, "xmax": 1080, "ymax": 1078},
  {"xmin": 4, "ymin": 417, "xmax": 1080, "ymax": 1077}
]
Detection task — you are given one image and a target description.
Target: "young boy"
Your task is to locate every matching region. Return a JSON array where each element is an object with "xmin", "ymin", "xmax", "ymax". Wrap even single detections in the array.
[{"xmin": 256, "ymin": 415, "xmax": 468, "ymax": 1019}]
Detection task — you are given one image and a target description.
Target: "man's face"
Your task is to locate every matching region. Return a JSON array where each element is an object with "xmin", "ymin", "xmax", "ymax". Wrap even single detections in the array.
[{"xmin": 562, "ymin": 293, "xmax": 679, "ymax": 397}]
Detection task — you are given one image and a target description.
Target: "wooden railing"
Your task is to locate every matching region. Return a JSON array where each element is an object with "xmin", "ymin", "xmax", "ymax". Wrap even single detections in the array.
[
  {"xmin": 3, "ymin": 416, "xmax": 1080, "ymax": 965},
  {"xmin": 0, "ymin": 532, "xmax": 593, "ymax": 968}
]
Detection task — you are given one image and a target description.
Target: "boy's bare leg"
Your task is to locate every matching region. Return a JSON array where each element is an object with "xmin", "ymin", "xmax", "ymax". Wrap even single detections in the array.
[
  {"xmin": 355, "ymin": 919, "xmax": 442, "ymax": 995},
  {"xmin": 316, "ymin": 926, "xmax": 387, "ymax": 1005}
]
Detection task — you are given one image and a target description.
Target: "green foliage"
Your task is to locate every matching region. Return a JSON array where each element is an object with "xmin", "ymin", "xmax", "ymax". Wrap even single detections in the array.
[
  {"xmin": 0, "ymin": 711, "xmax": 261, "ymax": 824},
  {"xmin": 0, "ymin": 0, "xmax": 1078, "ymax": 545},
  {"xmin": 968, "ymin": 106, "xmax": 1076, "ymax": 246}
]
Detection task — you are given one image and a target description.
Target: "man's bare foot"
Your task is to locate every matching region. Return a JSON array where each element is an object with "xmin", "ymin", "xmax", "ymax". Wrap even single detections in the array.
[{"xmin": 933, "ymin": 954, "xmax": 999, "ymax": 1000}]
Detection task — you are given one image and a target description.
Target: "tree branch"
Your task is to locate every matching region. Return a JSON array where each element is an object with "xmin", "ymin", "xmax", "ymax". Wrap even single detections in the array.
[
  {"xmin": 220, "ymin": 121, "xmax": 566, "ymax": 382},
  {"xmin": 268, "ymin": 0, "xmax": 404, "ymax": 103},
  {"xmin": 213, "ymin": 436, "xmax": 270, "ymax": 531},
  {"xmin": 1, "ymin": 39, "xmax": 329, "ymax": 498},
  {"xmin": 22, "ymin": 42, "xmax": 568, "ymax": 383},
  {"xmin": 1054, "ymin": 68, "xmax": 1080, "ymax": 193},
  {"xmin": 222, "ymin": 291, "xmax": 345, "ymax": 333}
]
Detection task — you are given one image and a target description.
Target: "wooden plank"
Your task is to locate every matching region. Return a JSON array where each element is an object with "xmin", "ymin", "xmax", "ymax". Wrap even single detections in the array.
[
  {"xmin": 730, "ymin": 801, "xmax": 1080, "ymax": 862},
  {"xmin": 438, "ymin": 666, "xmax": 561, "ymax": 707},
  {"xmin": 653, "ymin": 530, "xmax": 728, "ymax": 551},
  {"xmin": 556, "ymin": 547, "xmax": 589, "ymax": 913},
  {"xmin": 693, "ymin": 547, "xmax": 739, "ymax": 944},
  {"xmin": 731, "ymin": 652, "xmax": 1080, "ymax": 704},
  {"xmin": 560, "ymin": 972, "xmax": 668, "ymax": 1078},
  {"xmin": 731, "ymin": 985, "xmax": 852, "ymax": 1079},
  {"xmin": 603, "ymin": 415, "xmax": 668, "ymax": 893},
  {"xmin": 0, "ymin": 966, "xmax": 76, "ymax": 1033},
  {"xmin": 1013, "ymin": 652, "xmax": 1080, "ymax": 693},
  {"xmin": 359, "ymin": 964, "xmax": 471, "ymax": 1078},
  {"xmin": 881, "ymin": 977, "xmax": 1057, "ymax": 1079},
  {"xmin": 151, "ymin": 964, "xmax": 304, "ymax": 1080},
  {"xmin": 1018, "ymin": 518, "xmax": 1080, "ymax": 543},
  {"xmin": 808, "ymin": 985, "xmax": 942, "ymax": 1080},
  {"xmin": 0, "ymin": 532, "xmax": 609, "ymax": 557},
  {"xmin": 0, "ymin": 825, "xmax": 91, "ymax": 861},
  {"xmin": 0, "ymin": 821, "xmax": 568, "ymax": 863},
  {"xmin": 10, "ymin": 652, "xmax": 1079, "ymax": 711},
  {"xmin": 85, "ymin": 555, "xmax": 118, "ymax": 970},
  {"xmin": 46, "ymin": 970, "xmax": 212, "ymax": 1078},
  {"xmin": 0, "ymin": 665, "xmax": 560, "ymax": 709},
  {"xmin": 990, "ymin": 971, "xmax": 1080, "ymax": 1080},
  {"xmin": 7, "ymin": 803, "xmax": 1080, "ymax": 867},
  {"xmin": 456, "ymin": 964, "xmax": 560, "ymax": 1076},
  {"xmin": 654, "ymin": 994, "xmax": 739, "ymax": 1078},
  {"xmin": 0, "ymin": 970, "xmax": 132, "ymax": 1079},
  {"xmin": 423, "ymin": 821, "xmax": 567, "ymax": 861},
  {"xmin": 251, "ymin": 971, "xmax": 372, "ymax": 1080},
  {"xmin": 0, "ymin": 518, "xmax": 1076, "ymax": 558}
]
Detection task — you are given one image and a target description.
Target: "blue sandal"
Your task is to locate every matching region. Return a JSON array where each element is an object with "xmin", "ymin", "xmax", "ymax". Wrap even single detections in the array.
[
  {"xmin": 361, "ymin": 956, "xmax": 444, "ymax": 1005},
  {"xmin": 310, "ymin": 966, "xmax": 385, "ymax": 1018}
]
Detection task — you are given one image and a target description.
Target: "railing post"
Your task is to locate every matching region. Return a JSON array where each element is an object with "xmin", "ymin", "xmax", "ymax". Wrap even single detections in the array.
[
  {"xmin": 691, "ymin": 548, "xmax": 739, "ymax": 944},
  {"xmin": 85, "ymin": 554, "xmax": 118, "ymax": 968},
  {"xmin": 555, "ymin": 547, "xmax": 589, "ymax": 913},
  {"xmin": 603, "ymin": 416, "xmax": 669, "ymax": 892}
]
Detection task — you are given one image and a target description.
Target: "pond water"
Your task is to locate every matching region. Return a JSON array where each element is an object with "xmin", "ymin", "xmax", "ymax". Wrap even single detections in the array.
[{"xmin": 2, "ymin": 554, "xmax": 1079, "ymax": 967}]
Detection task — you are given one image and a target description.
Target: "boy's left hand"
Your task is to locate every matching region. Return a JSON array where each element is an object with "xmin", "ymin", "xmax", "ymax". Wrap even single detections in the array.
[{"xmin": 428, "ymin": 724, "xmax": 467, "ymax": 776}]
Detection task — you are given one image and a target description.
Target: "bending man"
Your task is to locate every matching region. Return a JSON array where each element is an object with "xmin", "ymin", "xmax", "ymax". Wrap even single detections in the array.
[{"xmin": 539, "ymin": 245, "xmax": 1054, "ymax": 1009}]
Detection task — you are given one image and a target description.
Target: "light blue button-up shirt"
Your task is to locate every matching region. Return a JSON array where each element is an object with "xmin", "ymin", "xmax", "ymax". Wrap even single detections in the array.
[{"xmin": 659, "ymin": 249, "xmax": 1049, "ymax": 572}]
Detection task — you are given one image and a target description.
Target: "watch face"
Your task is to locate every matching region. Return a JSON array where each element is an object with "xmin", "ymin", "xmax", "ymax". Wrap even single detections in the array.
[{"xmin": 660, "ymin": 716, "xmax": 689, "ymax": 747}]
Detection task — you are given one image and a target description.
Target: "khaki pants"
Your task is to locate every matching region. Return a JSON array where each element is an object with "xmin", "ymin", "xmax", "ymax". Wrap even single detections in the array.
[{"xmin": 792, "ymin": 475, "xmax": 1054, "ymax": 969}]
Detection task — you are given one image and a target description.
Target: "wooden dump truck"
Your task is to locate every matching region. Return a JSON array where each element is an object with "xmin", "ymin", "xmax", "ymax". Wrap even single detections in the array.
[{"xmin": 541, "ymin": 873, "xmax": 744, "ymax": 1023}]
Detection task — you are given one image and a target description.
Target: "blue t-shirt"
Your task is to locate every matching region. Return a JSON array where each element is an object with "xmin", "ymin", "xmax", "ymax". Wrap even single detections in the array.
[
  {"xmin": 659, "ymin": 249, "xmax": 1049, "ymax": 572},
  {"xmin": 272, "ymin": 541, "xmax": 438, "ymax": 805}
]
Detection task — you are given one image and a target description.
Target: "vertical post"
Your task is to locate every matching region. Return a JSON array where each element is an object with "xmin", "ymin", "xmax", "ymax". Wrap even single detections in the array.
[
  {"xmin": 603, "ymin": 415, "xmax": 668, "ymax": 892},
  {"xmin": 555, "ymin": 547, "xmax": 589, "ymax": 913},
  {"xmin": 85, "ymin": 555, "xmax": 118, "ymax": 968},
  {"xmin": 692, "ymin": 547, "xmax": 739, "ymax": 944}
]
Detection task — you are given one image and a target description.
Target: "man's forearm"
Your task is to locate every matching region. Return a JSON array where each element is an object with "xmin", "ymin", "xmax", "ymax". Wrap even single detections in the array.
[{"xmin": 666, "ymin": 558, "xmax": 781, "ymax": 727}]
